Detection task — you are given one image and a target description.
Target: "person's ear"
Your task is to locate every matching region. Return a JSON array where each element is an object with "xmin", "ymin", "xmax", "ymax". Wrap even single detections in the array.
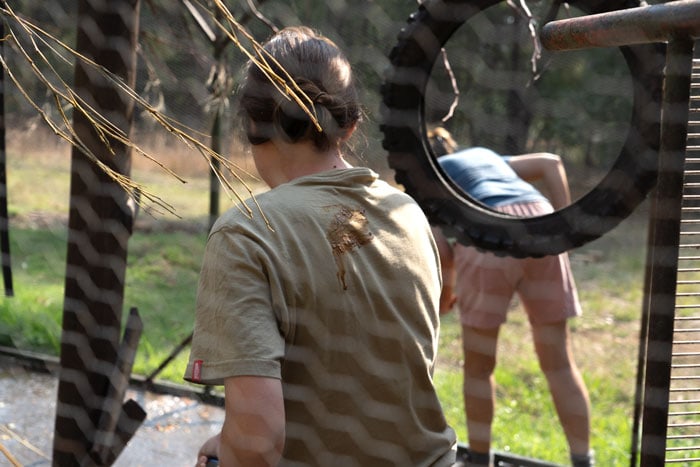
[{"xmin": 339, "ymin": 122, "xmax": 357, "ymax": 142}]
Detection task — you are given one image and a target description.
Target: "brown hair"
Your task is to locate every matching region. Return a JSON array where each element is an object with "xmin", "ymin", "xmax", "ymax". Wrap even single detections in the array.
[
  {"xmin": 240, "ymin": 26, "xmax": 362, "ymax": 151},
  {"xmin": 426, "ymin": 126, "xmax": 459, "ymax": 157}
]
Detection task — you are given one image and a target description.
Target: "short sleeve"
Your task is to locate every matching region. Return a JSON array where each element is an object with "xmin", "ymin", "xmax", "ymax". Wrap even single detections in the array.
[{"xmin": 184, "ymin": 227, "xmax": 285, "ymax": 385}]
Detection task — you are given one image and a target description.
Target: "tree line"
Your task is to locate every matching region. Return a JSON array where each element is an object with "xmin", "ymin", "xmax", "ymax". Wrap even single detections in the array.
[{"xmin": 4, "ymin": 0, "xmax": 635, "ymax": 172}]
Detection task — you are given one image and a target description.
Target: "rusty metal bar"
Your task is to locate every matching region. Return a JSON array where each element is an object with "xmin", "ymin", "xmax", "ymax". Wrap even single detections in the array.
[{"xmin": 540, "ymin": 0, "xmax": 700, "ymax": 50}]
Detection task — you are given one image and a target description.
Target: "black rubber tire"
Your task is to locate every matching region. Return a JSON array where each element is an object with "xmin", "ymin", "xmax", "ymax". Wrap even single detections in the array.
[{"xmin": 380, "ymin": 0, "xmax": 665, "ymax": 257}]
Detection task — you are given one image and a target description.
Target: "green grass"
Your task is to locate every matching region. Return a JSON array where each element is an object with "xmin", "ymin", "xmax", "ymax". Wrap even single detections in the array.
[
  {"xmin": 0, "ymin": 137, "xmax": 651, "ymax": 465},
  {"xmin": 0, "ymin": 225, "xmax": 208, "ymax": 381}
]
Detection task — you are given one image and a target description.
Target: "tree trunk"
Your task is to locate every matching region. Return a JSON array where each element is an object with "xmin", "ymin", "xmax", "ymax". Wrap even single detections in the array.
[
  {"xmin": 53, "ymin": 0, "xmax": 142, "ymax": 465},
  {"xmin": 504, "ymin": 14, "xmax": 533, "ymax": 154}
]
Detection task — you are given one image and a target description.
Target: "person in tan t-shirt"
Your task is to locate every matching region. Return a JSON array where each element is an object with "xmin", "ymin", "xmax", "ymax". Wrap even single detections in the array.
[{"xmin": 185, "ymin": 27, "xmax": 457, "ymax": 467}]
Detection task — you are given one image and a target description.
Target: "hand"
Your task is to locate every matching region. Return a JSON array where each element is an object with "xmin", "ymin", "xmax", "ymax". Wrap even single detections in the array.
[
  {"xmin": 196, "ymin": 433, "xmax": 221, "ymax": 467},
  {"xmin": 439, "ymin": 286, "xmax": 457, "ymax": 315}
]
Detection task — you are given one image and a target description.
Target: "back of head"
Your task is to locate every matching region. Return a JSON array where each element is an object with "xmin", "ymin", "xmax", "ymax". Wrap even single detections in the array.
[
  {"xmin": 427, "ymin": 126, "xmax": 458, "ymax": 157},
  {"xmin": 240, "ymin": 26, "xmax": 362, "ymax": 151}
]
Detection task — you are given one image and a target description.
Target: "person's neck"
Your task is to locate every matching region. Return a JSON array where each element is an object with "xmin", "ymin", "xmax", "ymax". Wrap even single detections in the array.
[{"xmin": 280, "ymin": 141, "xmax": 352, "ymax": 181}]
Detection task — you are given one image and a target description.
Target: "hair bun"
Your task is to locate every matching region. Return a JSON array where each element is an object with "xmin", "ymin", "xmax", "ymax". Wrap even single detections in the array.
[{"xmin": 239, "ymin": 27, "xmax": 361, "ymax": 151}]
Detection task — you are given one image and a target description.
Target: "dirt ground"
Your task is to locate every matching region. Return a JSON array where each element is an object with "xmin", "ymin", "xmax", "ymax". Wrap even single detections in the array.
[{"xmin": 0, "ymin": 357, "xmax": 224, "ymax": 467}]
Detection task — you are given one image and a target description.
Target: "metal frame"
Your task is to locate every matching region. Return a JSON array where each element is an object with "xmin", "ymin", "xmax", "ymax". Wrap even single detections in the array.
[{"xmin": 542, "ymin": 2, "xmax": 700, "ymax": 465}]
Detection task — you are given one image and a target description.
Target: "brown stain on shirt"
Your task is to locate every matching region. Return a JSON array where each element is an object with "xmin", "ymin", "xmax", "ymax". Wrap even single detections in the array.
[{"xmin": 326, "ymin": 205, "xmax": 373, "ymax": 290}]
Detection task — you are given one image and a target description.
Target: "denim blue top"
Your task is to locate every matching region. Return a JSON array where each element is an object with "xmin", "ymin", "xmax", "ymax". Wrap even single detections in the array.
[{"xmin": 438, "ymin": 146, "xmax": 547, "ymax": 207}]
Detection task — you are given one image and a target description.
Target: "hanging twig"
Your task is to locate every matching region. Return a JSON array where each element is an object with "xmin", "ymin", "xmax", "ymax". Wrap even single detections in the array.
[
  {"xmin": 506, "ymin": 0, "xmax": 542, "ymax": 76},
  {"xmin": 0, "ymin": 1, "xmax": 327, "ymax": 225},
  {"xmin": 244, "ymin": 0, "xmax": 278, "ymax": 34},
  {"xmin": 199, "ymin": 0, "xmax": 322, "ymax": 132},
  {"xmin": 0, "ymin": 3, "xmax": 267, "ymax": 219},
  {"xmin": 530, "ymin": 1, "xmax": 571, "ymax": 84},
  {"xmin": 437, "ymin": 48, "xmax": 460, "ymax": 123}
]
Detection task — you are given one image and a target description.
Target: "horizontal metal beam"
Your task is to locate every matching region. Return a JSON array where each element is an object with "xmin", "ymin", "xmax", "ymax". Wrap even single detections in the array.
[
  {"xmin": 541, "ymin": 0, "xmax": 700, "ymax": 51},
  {"xmin": 0, "ymin": 346, "xmax": 224, "ymax": 406}
]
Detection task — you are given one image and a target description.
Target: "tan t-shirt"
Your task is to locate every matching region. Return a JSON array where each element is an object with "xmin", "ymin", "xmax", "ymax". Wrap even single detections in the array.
[{"xmin": 185, "ymin": 167, "xmax": 456, "ymax": 466}]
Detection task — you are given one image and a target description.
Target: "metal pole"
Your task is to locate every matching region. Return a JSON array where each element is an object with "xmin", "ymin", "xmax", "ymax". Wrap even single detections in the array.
[
  {"xmin": 639, "ymin": 36, "xmax": 694, "ymax": 467},
  {"xmin": 541, "ymin": 2, "xmax": 700, "ymax": 465},
  {"xmin": 541, "ymin": 0, "xmax": 700, "ymax": 50},
  {"xmin": 0, "ymin": 13, "xmax": 13, "ymax": 297}
]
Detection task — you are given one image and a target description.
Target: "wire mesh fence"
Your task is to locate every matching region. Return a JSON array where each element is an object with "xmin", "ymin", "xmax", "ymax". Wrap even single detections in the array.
[{"xmin": 0, "ymin": 0, "xmax": 675, "ymax": 465}]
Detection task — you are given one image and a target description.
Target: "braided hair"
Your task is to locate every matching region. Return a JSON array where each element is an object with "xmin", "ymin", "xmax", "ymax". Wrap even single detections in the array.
[{"xmin": 240, "ymin": 26, "xmax": 362, "ymax": 152}]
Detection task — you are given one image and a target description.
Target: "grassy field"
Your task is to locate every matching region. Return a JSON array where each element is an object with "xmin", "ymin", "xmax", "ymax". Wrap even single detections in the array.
[{"xmin": 0, "ymin": 129, "xmax": 650, "ymax": 466}]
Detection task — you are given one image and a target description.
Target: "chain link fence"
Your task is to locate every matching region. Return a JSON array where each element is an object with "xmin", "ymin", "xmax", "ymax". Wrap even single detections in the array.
[{"xmin": 0, "ymin": 0, "xmax": 669, "ymax": 465}]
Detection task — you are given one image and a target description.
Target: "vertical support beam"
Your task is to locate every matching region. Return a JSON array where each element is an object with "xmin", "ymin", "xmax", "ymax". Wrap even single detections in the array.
[
  {"xmin": 207, "ymin": 8, "xmax": 226, "ymax": 231},
  {"xmin": 630, "ymin": 211, "xmax": 656, "ymax": 467},
  {"xmin": 504, "ymin": 13, "xmax": 531, "ymax": 154},
  {"xmin": 208, "ymin": 36, "xmax": 225, "ymax": 230},
  {"xmin": 208, "ymin": 111, "xmax": 221, "ymax": 230},
  {"xmin": 640, "ymin": 37, "xmax": 695, "ymax": 467},
  {"xmin": 53, "ymin": 0, "xmax": 142, "ymax": 465},
  {"xmin": 0, "ymin": 14, "xmax": 13, "ymax": 297},
  {"xmin": 181, "ymin": 0, "xmax": 227, "ymax": 230}
]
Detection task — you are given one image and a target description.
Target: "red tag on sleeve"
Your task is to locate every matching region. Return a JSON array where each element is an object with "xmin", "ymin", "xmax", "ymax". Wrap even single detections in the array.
[{"xmin": 192, "ymin": 359, "xmax": 203, "ymax": 382}]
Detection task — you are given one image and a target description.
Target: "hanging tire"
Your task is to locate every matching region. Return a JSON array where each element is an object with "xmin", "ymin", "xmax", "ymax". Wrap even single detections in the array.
[{"xmin": 380, "ymin": 0, "xmax": 665, "ymax": 257}]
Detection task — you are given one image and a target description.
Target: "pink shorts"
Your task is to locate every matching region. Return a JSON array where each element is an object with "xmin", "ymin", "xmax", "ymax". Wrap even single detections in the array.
[{"xmin": 453, "ymin": 201, "xmax": 582, "ymax": 329}]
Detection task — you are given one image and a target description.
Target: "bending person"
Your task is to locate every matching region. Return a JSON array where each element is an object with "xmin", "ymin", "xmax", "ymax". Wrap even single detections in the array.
[
  {"xmin": 428, "ymin": 127, "xmax": 593, "ymax": 467},
  {"xmin": 183, "ymin": 28, "xmax": 457, "ymax": 467}
]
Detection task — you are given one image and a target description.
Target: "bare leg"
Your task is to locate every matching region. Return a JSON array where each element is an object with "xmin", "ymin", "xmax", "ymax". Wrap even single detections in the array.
[
  {"xmin": 531, "ymin": 321, "xmax": 590, "ymax": 457},
  {"xmin": 461, "ymin": 325, "xmax": 500, "ymax": 460}
]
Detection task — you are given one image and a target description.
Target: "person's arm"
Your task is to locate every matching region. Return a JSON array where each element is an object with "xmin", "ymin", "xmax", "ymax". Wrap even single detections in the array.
[
  {"xmin": 431, "ymin": 226, "xmax": 457, "ymax": 314},
  {"xmin": 196, "ymin": 376, "xmax": 285, "ymax": 467},
  {"xmin": 507, "ymin": 153, "xmax": 572, "ymax": 210}
]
